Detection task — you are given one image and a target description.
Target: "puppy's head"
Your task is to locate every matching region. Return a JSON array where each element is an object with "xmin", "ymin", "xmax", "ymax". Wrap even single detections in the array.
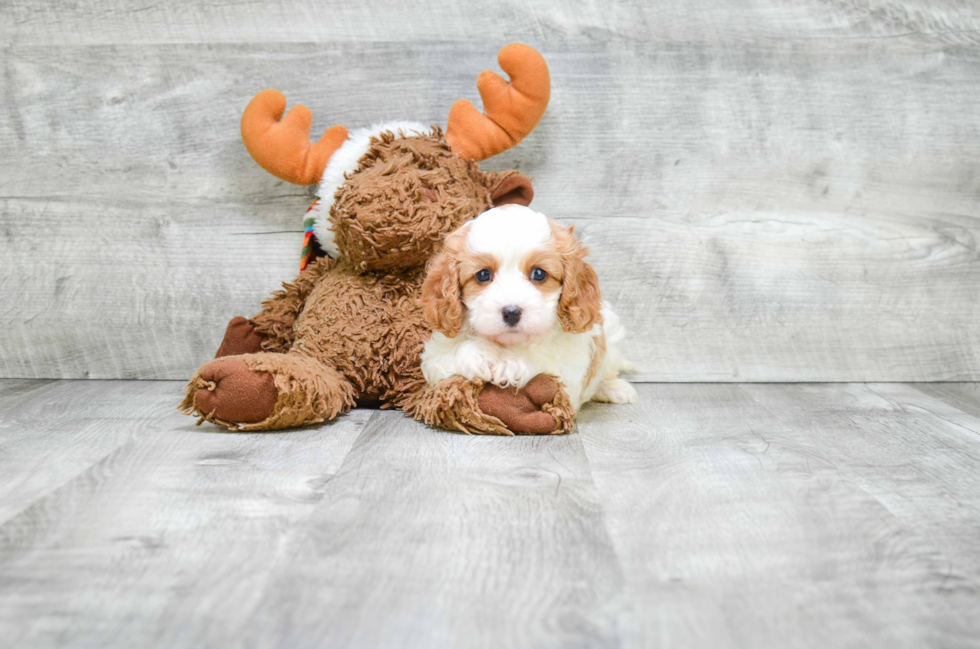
[{"xmin": 421, "ymin": 205, "xmax": 603, "ymax": 345}]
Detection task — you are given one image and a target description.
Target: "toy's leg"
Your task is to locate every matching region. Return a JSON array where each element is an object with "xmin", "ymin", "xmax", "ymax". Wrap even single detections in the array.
[
  {"xmin": 250, "ymin": 257, "xmax": 334, "ymax": 352},
  {"xmin": 409, "ymin": 374, "xmax": 574, "ymax": 436},
  {"xmin": 408, "ymin": 376, "xmax": 510, "ymax": 435},
  {"xmin": 180, "ymin": 352, "xmax": 356, "ymax": 431},
  {"xmin": 212, "ymin": 257, "xmax": 337, "ymax": 358}
]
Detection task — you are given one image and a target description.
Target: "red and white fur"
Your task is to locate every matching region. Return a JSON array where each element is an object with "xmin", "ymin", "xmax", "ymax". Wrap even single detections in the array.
[{"xmin": 420, "ymin": 205, "xmax": 637, "ymax": 411}]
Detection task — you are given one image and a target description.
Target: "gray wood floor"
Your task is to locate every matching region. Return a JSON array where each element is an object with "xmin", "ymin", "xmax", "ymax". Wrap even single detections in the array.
[{"xmin": 2, "ymin": 380, "xmax": 979, "ymax": 648}]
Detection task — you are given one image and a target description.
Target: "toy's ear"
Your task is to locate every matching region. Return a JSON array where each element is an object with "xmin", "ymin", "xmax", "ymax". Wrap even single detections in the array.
[
  {"xmin": 491, "ymin": 173, "xmax": 534, "ymax": 207},
  {"xmin": 421, "ymin": 228, "xmax": 468, "ymax": 337}
]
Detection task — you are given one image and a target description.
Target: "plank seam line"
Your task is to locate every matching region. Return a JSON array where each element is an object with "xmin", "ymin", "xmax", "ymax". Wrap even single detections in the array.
[{"xmin": 865, "ymin": 383, "xmax": 980, "ymax": 441}]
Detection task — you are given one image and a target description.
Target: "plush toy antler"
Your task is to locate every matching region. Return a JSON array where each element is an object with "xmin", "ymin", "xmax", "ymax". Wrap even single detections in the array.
[
  {"xmin": 240, "ymin": 89, "xmax": 349, "ymax": 185},
  {"xmin": 445, "ymin": 43, "xmax": 551, "ymax": 161},
  {"xmin": 240, "ymin": 44, "xmax": 549, "ymax": 183}
]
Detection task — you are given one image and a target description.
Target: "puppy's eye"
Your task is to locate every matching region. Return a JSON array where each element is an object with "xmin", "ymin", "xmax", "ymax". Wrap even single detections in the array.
[
  {"xmin": 530, "ymin": 267, "xmax": 548, "ymax": 282},
  {"xmin": 475, "ymin": 269, "xmax": 493, "ymax": 283}
]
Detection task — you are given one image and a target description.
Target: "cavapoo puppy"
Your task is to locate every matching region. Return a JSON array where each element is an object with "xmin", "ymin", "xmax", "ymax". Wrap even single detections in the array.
[{"xmin": 420, "ymin": 205, "xmax": 637, "ymax": 418}]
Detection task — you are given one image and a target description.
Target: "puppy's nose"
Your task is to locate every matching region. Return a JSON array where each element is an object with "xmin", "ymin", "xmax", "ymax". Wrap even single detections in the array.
[{"xmin": 501, "ymin": 306, "xmax": 522, "ymax": 327}]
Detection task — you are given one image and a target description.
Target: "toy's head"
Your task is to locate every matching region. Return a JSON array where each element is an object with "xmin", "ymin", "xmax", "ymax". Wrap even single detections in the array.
[{"xmin": 240, "ymin": 44, "xmax": 550, "ymax": 272}]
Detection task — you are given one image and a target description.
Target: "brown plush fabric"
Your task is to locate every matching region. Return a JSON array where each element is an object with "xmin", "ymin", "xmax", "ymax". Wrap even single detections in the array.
[
  {"xmin": 522, "ymin": 373, "xmax": 558, "ymax": 406},
  {"xmin": 183, "ymin": 130, "xmax": 565, "ymax": 434},
  {"xmin": 214, "ymin": 316, "xmax": 266, "ymax": 358},
  {"xmin": 408, "ymin": 375, "xmax": 574, "ymax": 436},
  {"xmin": 251, "ymin": 256, "xmax": 335, "ymax": 353},
  {"xmin": 180, "ymin": 353, "xmax": 357, "ymax": 430},
  {"xmin": 181, "ymin": 356, "xmax": 278, "ymax": 425},
  {"xmin": 490, "ymin": 173, "xmax": 534, "ymax": 207},
  {"xmin": 410, "ymin": 375, "xmax": 512, "ymax": 436},
  {"xmin": 478, "ymin": 375, "xmax": 573, "ymax": 435},
  {"xmin": 541, "ymin": 385, "xmax": 576, "ymax": 435},
  {"xmin": 330, "ymin": 130, "xmax": 494, "ymax": 272},
  {"xmin": 241, "ymin": 352, "xmax": 357, "ymax": 430}
]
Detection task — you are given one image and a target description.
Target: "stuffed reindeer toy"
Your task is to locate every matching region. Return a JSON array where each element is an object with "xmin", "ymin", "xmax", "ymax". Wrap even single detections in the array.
[{"xmin": 181, "ymin": 44, "xmax": 576, "ymax": 434}]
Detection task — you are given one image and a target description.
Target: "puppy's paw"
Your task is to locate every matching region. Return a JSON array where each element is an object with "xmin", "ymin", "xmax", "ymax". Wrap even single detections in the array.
[
  {"xmin": 456, "ymin": 350, "xmax": 495, "ymax": 383},
  {"xmin": 593, "ymin": 378, "xmax": 638, "ymax": 404},
  {"xmin": 490, "ymin": 358, "xmax": 533, "ymax": 387}
]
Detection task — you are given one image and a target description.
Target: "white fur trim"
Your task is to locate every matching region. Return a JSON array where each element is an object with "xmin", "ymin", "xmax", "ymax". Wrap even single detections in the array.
[{"xmin": 312, "ymin": 121, "xmax": 434, "ymax": 258}]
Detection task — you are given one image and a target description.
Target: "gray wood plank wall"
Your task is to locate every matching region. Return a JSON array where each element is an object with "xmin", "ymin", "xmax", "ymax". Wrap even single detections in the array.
[{"xmin": 2, "ymin": 1, "xmax": 979, "ymax": 380}]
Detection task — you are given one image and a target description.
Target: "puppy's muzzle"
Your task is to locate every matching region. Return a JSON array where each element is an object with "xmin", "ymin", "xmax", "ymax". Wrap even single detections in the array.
[{"xmin": 501, "ymin": 306, "xmax": 523, "ymax": 327}]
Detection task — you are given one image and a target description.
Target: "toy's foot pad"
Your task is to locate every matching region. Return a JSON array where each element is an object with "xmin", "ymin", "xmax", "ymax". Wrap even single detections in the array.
[
  {"xmin": 215, "ymin": 316, "xmax": 266, "ymax": 358},
  {"xmin": 194, "ymin": 357, "xmax": 277, "ymax": 424},
  {"xmin": 479, "ymin": 375, "xmax": 560, "ymax": 434}
]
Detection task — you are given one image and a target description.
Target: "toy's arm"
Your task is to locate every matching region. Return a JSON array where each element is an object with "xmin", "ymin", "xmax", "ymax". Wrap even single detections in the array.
[
  {"xmin": 214, "ymin": 256, "xmax": 334, "ymax": 357},
  {"xmin": 410, "ymin": 374, "xmax": 574, "ymax": 435}
]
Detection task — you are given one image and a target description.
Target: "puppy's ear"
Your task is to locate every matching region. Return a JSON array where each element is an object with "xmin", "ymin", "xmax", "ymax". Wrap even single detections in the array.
[
  {"xmin": 553, "ymin": 222, "xmax": 604, "ymax": 334},
  {"xmin": 490, "ymin": 173, "xmax": 534, "ymax": 207},
  {"xmin": 421, "ymin": 228, "xmax": 467, "ymax": 337}
]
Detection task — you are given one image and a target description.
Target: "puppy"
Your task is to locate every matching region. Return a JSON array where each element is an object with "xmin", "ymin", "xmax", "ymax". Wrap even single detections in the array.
[{"xmin": 420, "ymin": 205, "xmax": 637, "ymax": 412}]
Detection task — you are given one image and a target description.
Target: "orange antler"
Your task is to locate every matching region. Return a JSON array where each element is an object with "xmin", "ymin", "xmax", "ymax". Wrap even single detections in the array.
[
  {"xmin": 240, "ymin": 89, "xmax": 348, "ymax": 185},
  {"xmin": 445, "ymin": 44, "xmax": 551, "ymax": 161}
]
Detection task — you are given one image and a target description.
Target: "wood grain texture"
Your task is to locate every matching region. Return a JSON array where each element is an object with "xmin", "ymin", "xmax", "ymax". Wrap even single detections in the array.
[
  {"xmin": 0, "ymin": 379, "xmax": 370, "ymax": 648},
  {"xmin": 877, "ymin": 381, "xmax": 980, "ymax": 436},
  {"xmin": 2, "ymin": 0, "xmax": 979, "ymax": 45},
  {"xmin": 0, "ymin": 380, "xmax": 173, "ymax": 522},
  {"xmin": 5, "ymin": 201, "xmax": 976, "ymax": 381},
  {"xmin": 2, "ymin": 11, "xmax": 980, "ymax": 381},
  {"xmin": 740, "ymin": 383, "xmax": 980, "ymax": 645},
  {"xmin": 0, "ymin": 379, "xmax": 624, "ymax": 648},
  {"xmin": 910, "ymin": 382, "xmax": 980, "ymax": 419},
  {"xmin": 3, "ymin": 380, "xmax": 980, "ymax": 648},
  {"xmin": 577, "ymin": 382, "xmax": 980, "ymax": 649},
  {"xmin": 241, "ymin": 412, "xmax": 626, "ymax": 649}
]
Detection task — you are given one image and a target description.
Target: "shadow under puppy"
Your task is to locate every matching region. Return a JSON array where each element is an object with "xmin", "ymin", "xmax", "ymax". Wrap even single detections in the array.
[{"xmin": 420, "ymin": 205, "xmax": 637, "ymax": 432}]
